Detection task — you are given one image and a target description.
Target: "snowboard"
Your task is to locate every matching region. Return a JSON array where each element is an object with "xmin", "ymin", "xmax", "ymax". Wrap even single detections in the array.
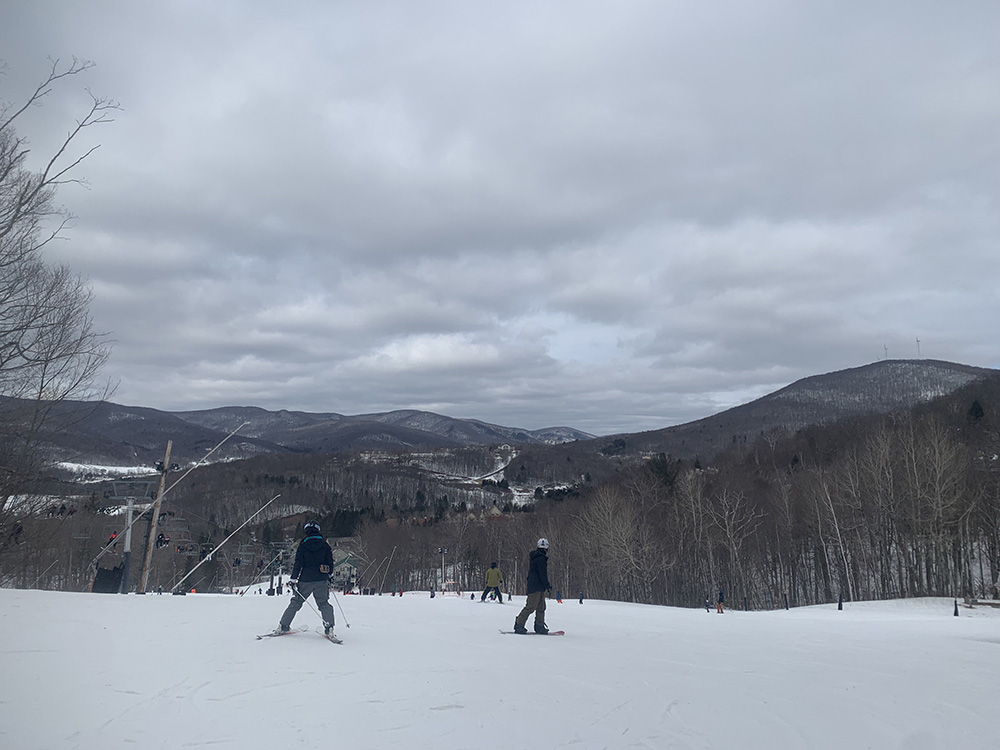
[
  {"xmin": 256, "ymin": 625, "xmax": 309, "ymax": 640},
  {"xmin": 499, "ymin": 629, "xmax": 565, "ymax": 636}
]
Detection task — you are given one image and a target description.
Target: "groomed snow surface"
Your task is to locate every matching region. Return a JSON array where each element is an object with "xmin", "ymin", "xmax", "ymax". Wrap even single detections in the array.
[{"xmin": 1, "ymin": 589, "xmax": 996, "ymax": 750}]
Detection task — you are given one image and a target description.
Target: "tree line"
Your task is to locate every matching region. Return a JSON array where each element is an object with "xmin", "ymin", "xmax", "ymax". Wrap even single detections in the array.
[
  {"xmin": 5, "ymin": 385, "xmax": 1000, "ymax": 606},
  {"xmin": 350, "ymin": 386, "xmax": 1000, "ymax": 609}
]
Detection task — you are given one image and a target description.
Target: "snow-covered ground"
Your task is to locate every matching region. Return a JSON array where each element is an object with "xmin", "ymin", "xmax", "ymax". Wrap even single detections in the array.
[
  {"xmin": 55, "ymin": 462, "xmax": 155, "ymax": 480},
  {"xmin": 0, "ymin": 588, "xmax": 996, "ymax": 750}
]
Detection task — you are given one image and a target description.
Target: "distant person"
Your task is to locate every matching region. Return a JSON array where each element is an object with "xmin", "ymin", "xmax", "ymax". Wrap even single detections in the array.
[
  {"xmin": 717, "ymin": 587, "xmax": 725, "ymax": 614},
  {"xmin": 480, "ymin": 562, "xmax": 505, "ymax": 603},
  {"xmin": 272, "ymin": 521, "xmax": 336, "ymax": 636},
  {"xmin": 513, "ymin": 538, "xmax": 552, "ymax": 634}
]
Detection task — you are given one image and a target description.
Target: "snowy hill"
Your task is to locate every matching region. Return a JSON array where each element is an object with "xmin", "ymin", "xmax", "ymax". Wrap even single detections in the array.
[
  {"xmin": 1, "ymin": 588, "xmax": 996, "ymax": 750},
  {"xmin": 588, "ymin": 358, "xmax": 995, "ymax": 461}
]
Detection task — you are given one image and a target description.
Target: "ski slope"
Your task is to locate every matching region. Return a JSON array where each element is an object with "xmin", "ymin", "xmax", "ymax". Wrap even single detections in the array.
[{"xmin": 0, "ymin": 588, "xmax": 996, "ymax": 749}]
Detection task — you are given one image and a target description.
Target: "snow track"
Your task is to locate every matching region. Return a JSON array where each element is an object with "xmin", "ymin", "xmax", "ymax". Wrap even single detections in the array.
[{"xmin": 1, "ymin": 590, "xmax": 997, "ymax": 750}]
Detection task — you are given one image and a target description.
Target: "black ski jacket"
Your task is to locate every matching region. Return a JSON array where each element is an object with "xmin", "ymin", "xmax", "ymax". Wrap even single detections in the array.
[
  {"xmin": 291, "ymin": 534, "xmax": 334, "ymax": 582},
  {"xmin": 525, "ymin": 548, "xmax": 551, "ymax": 594}
]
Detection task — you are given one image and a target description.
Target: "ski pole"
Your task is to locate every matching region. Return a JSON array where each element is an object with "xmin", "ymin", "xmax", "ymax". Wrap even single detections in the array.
[
  {"xmin": 330, "ymin": 587, "xmax": 351, "ymax": 628},
  {"xmin": 290, "ymin": 583, "xmax": 321, "ymax": 621},
  {"xmin": 292, "ymin": 582, "xmax": 347, "ymax": 631}
]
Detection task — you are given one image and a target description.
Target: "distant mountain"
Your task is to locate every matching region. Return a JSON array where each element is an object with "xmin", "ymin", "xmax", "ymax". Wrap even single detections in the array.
[
  {"xmin": 173, "ymin": 406, "xmax": 592, "ymax": 452},
  {"xmin": 620, "ymin": 359, "xmax": 994, "ymax": 459},
  {"xmin": 170, "ymin": 406, "xmax": 345, "ymax": 437},
  {"xmin": 156, "ymin": 359, "xmax": 1000, "ymax": 522},
  {"xmin": 33, "ymin": 401, "xmax": 594, "ymax": 468},
  {"xmin": 507, "ymin": 360, "xmax": 998, "ymax": 483},
  {"xmin": 29, "ymin": 401, "xmax": 289, "ymax": 467},
  {"xmin": 27, "ymin": 359, "xmax": 996, "ymax": 476}
]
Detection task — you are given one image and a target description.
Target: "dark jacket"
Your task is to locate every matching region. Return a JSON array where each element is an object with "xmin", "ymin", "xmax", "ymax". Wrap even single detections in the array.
[
  {"xmin": 291, "ymin": 534, "xmax": 334, "ymax": 583},
  {"xmin": 525, "ymin": 548, "xmax": 551, "ymax": 595}
]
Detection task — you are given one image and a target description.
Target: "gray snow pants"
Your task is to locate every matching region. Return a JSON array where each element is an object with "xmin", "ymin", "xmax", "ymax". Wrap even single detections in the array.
[{"xmin": 280, "ymin": 579, "xmax": 335, "ymax": 629}]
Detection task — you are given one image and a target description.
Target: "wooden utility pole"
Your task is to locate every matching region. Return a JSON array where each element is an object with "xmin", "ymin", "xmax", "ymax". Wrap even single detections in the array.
[
  {"xmin": 120, "ymin": 496, "xmax": 135, "ymax": 594},
  {"xmin": 138, "ymin": 441, "xmax": 172, "ymax": 594}
]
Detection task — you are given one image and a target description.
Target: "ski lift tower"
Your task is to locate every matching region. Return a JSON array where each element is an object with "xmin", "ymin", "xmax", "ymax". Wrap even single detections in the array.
[
  {"xmin": 109, "ymin": 479, "xmax": 156, "ymax": 594},
  {"xmin": 437, "ymin": 547, "xmax": 448, "ymax": 591}
]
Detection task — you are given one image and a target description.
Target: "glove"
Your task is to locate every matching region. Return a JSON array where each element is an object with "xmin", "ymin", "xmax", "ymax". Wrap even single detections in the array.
[{"xmin": 288, "ymin": 579, "xmax": 298, "ymax": 587}]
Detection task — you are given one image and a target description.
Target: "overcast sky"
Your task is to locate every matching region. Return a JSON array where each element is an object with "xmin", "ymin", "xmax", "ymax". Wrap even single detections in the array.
[{"xmin": 2, "ymin": 1, "xmax": 998, "ymax": 435}]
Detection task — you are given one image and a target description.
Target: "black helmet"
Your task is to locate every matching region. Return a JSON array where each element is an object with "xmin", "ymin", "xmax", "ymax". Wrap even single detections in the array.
[{"xmin": 303, "ymin": 521, "xmax": 320, "ymax": 535}]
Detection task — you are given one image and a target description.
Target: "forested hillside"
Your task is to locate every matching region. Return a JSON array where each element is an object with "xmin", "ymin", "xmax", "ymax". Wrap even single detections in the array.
[
  {"xmin": 348, "ymin": 372, "xmax": 1000, "ymax": 609},
  {"xmin": 5, "ymin": 361, "xmax": 999, "ymax": 609}
]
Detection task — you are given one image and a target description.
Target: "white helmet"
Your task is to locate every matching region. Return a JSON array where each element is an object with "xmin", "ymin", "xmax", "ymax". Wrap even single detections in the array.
[{"xmin": 537, "ymin": 538, "xmax": 549, "ymax": 549}]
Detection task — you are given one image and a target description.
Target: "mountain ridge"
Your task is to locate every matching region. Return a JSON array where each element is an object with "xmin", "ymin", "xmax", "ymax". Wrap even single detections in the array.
[
  {"xmin": 32, "ymin": 401, "xmax": 595, "ymax": 467},
  {"xmin": 621, "ymin": 358, "xmax": 994, "ymax": 459},
  {"xmin": 33, "ymin": 359, "xmax": 997, "ymax": 470},
  {"xmin": 494, "ymin": 359, "xmax": 999, "ymax": 486}
]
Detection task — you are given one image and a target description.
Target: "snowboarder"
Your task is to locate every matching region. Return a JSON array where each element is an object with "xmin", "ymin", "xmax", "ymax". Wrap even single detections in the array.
[
  {"xmin": 273, "ymin": 521, "xmax": 336, "ymax": 636},
  {"xmin": 513, "ymin": 538, "xmax": 552, "ymax": 634},
  {"xmin": 480, "ymin": 561, "xmax": 505, "ymax": 603}
]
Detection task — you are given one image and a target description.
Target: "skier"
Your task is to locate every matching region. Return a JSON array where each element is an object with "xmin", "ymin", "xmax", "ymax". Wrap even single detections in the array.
[
  {"xmin": 716, "ymin": 587, "xmax": 725, "ymax": 614},
  {"xmin": 513, "ymin": 538, "xmax": 552, "ymax": 634},
  {"xmin": 480, "ymin": 561, "xmax": 504, "ymax": 603},
  {"xmin": 272, "ymin": 521, "xmax": 336, "ymax": 636}
]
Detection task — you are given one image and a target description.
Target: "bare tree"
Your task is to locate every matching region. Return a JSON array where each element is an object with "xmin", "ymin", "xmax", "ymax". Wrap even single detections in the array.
[
  {"xmin": 0, "ymin": 58, "xmax": 116, "ymax": 549},
  {"xmin": 710, "ymin": 487, "xmax": 763, "ymax": 602}
]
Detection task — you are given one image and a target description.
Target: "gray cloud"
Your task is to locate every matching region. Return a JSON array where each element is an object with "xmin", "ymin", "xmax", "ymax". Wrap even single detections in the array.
[{"xmin": 2, "ymin": 1, "xmax": 998, "ymax": 435}]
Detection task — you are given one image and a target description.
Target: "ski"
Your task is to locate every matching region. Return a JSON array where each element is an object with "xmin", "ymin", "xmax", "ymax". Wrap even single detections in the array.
[
  {"xmin": 256, "ymin": 625, "xmax": 309, "ymax": 640},
  {"xmin": 316, "ymin": 626, "xmax": 344, "ymax": 644},
  {"xmin": 499, "ymin": 629, "xmax": 565, "ymax": 636}
]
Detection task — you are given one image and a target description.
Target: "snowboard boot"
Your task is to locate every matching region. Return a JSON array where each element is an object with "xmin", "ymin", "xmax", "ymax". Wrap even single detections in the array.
[
  {"xmin": 534, "ymin": 623, "xmax": 549, "ymax": 635},
  {"xmin": 513, "ymin": 623, "xmax": 528, "ymax": 634}
]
